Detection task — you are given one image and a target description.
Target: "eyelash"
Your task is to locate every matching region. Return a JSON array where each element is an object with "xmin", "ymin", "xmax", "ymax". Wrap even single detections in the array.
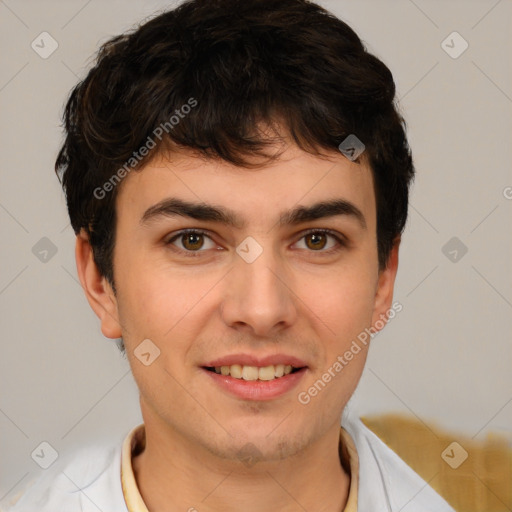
[{"xmin": 165, "ymin": 228, "xmax": 346, "ymax": 257}]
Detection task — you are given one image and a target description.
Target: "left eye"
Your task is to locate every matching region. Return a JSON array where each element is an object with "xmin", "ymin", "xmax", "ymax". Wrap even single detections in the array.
[{"xmin": 293, "ymin": 230, "xmax": 342, "ymax": 252}]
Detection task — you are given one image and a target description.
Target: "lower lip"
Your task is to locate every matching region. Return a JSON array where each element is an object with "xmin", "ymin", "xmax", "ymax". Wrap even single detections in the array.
[{"xmin": 202, "ymin": 367, "xmax": 307, "ymax": 401}]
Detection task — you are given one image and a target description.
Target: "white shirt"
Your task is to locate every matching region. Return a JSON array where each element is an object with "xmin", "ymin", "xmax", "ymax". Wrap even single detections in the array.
[{"xmin": 4, "ymin": 416, "xmax": 454, "ymax": 512}]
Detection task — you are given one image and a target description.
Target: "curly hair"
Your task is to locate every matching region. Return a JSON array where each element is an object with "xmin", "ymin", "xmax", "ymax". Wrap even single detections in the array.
[{"xmin": 56, "ymin": 0, "xmax": 414, "ymax": 291}]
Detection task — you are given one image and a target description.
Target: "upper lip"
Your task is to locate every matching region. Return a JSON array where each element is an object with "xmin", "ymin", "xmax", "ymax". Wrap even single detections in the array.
[{"xmin": 203, "ymin": 353, "xmax": 308, "ymax": 368}]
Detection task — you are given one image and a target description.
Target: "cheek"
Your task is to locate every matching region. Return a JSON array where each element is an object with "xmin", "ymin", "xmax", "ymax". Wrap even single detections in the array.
[
  {"xmin": 117, "ymin": 255, "xmax": 219, "ymax": 353},
  {"xmin": 116, "ymin": 246, "xmax": 172, "ymax": 319},
  {"xmin": 299, "ymin": 263, "xmax": 378, "ymax": 342},
  {"xmin": 296, "ymin": 270, "xmax": 376, "ymax": 410}
]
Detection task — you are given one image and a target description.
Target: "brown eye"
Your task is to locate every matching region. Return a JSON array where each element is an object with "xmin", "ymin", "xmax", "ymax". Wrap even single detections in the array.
[
  {"xmin": 293, "ymin": 229, "xmax": 344, "ymax": 253},
  {"xmin": 181, "ymin": 232, "xmax": 204, "ymax": 251},
  {"xmin": 305, "ymin": 232, "xmax": 328, "ymax": 250},
  {"xmin": 166, "ymin": 230, "xmax": 216, "ymax": 253}
]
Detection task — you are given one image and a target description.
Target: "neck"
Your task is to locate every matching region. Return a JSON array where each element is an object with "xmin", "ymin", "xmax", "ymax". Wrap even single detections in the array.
[{"xmin": 132, "ymin": 418, "xmax": 350, "ymax": 512}]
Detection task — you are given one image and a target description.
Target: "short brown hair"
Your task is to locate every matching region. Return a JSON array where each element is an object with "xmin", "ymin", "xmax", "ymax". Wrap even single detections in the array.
[{"xmin": 56, "ymin": 0, "xmax": 414, "ymax": 290}]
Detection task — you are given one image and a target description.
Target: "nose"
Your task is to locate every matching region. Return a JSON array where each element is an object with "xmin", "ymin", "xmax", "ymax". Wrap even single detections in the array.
[{"xmin": 220, "ymin": 243, "xmax": 298, "ymax": 337}]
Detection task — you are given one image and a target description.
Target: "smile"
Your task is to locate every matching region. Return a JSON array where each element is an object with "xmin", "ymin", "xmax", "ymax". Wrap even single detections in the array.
[
  {"xmin": 205, "ymin": 364, "xmax": 302, "ymax": 381},
  {"xmin": 203, "ymin": 364, "xmax": 307, "ymax": 401}
]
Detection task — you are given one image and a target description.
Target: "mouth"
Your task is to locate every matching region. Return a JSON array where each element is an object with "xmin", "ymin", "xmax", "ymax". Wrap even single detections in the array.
[
  {"xmin": 203, "ymin": 364, "xmax": 304, "ymax": 381},
  {"xmin": 201, "ymin": 354, "xmax": 309, "ymax": 400},
  {"xmin": 202, "ymin": 361, "xmax": 308, "ymax": 401}
]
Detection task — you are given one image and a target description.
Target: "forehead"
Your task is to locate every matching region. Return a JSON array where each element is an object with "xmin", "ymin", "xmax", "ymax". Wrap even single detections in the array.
[{"xmin": 116, "ymin": 145, "xmax": 376, "ymax": 229}]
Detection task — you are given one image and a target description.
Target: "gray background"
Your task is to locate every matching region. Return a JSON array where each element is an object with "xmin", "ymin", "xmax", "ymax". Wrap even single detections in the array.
[{"xmin": 1, "ymin": 0, "xmax": 511, "ymax": 502}]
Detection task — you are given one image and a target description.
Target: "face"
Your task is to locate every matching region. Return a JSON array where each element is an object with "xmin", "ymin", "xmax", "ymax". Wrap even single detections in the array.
[{"xmin": 80, "ymin": 143, "xmax": 398, "ymax": 463}]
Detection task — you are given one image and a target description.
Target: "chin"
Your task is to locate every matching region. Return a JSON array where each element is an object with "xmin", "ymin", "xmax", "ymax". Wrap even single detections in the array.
[{"xmin": 214, "ymin": 420, "xmax": 310, "ymax": 460}]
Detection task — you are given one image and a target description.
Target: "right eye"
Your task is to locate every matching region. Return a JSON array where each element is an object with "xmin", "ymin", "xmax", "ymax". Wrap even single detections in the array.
[{"xmin": 165, "ymin": 229, "xmax": 219, "ymax": 255}]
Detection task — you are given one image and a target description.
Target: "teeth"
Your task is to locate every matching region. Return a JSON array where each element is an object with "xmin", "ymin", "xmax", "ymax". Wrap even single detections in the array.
[
  {"xmin": 258, "ymin": 365, "xmax": 275, "ymax": 381},
  {"xmin": 274, "ymin": 364, "xmax": 284, "ymax": 377},
  {"xmin": 230, "ymin": 364, "xmax": 243, "ymax": 379},
  {"xmin": 213, "ymin": 364, "xmax": 297, "ymax": 380},
  {"xmin": 242, "ymin": 366, "xmax": 259, "ymax": 381}
]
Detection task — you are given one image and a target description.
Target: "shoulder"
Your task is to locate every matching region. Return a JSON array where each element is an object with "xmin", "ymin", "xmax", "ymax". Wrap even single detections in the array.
[
  {"xmin": 342, "ymin": 414, "xmax": 455, "ymax": 512},
  {"xmin": 4, "ymin": 440, "xmax": 126, "ymax": 512}
]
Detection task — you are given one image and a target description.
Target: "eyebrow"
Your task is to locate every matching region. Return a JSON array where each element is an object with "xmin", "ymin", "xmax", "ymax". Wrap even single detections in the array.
[{"xmin": 140, "ymin": 197, "xmax": 367, "ymax": 230}]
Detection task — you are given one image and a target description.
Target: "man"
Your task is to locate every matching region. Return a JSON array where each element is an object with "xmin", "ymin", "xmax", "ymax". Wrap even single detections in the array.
[{"xmin": 8, "ymin": 0, "xmax": 455, "ymax": 510}]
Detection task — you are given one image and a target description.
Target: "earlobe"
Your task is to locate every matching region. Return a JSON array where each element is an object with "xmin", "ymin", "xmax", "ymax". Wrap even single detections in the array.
[
  {"xmin": 75, "ymin": 229, "xmax": 122, "ymax": 339},
  {"xmin": 371, "ymin": 237, "xmax": 400, "ymax": 332}
]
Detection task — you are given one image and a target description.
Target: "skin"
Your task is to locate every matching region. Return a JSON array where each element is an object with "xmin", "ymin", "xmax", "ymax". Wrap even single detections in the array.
[{"xmin": 76, "ymin": 142, "xmax": 399, "ymax": 512}]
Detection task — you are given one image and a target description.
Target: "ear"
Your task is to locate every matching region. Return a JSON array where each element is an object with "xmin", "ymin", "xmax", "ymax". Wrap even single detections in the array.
[
  {"xmin": 371, "ymin": 236, "xmax": 400, "ymax": 332},
  {"xmin": 75, "ymin": 229, "xmax": 122, "ymax": 339}
]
